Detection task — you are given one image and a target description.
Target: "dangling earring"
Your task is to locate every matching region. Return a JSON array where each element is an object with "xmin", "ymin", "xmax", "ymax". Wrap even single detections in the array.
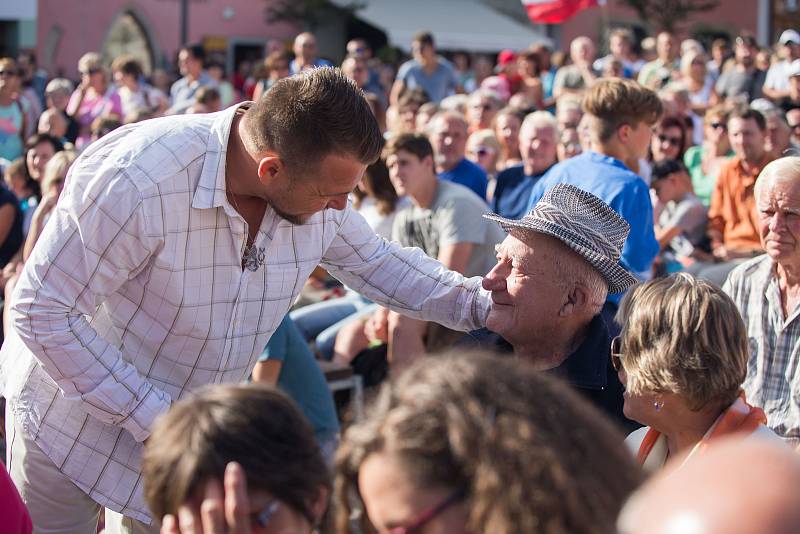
[{"xmin": 653, "ymin": 397, "xmax": 664, "ymax": 412}]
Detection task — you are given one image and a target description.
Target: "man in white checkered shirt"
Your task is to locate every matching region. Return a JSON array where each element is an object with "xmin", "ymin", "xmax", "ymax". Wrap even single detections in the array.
[
  {"xmin": 0, "ymin": 68, "xmax": 491, "ymax": 533},
  {"xmin": 724, "ymin": 156, "xmax": 800, "ymax": 448}
]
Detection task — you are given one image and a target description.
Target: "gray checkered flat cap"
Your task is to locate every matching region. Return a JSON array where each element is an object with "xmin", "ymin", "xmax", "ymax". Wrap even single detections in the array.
[{"xmin": 484, "ymin": 183, "xmax": 638, "ymax": 294}]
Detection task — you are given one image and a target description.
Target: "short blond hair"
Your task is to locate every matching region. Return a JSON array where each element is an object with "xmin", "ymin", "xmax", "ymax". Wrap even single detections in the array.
[
  {"xmin": 466, "ymin": 128, "xmax": 501, "ymax": 153},
  {"xmin": 616, "ymin": 273, "xmax": 748, "ymax": 411},
  {"xmin": 77, "ymin": 52, "xmax": 103, "ymax": 75},
  {"xmin": 41, "ymin": 150, "xmax": 76, "ymax": 195},
  {"xmin": 582, "ymin": 78, "xmax": 662, "ymax": 143}
]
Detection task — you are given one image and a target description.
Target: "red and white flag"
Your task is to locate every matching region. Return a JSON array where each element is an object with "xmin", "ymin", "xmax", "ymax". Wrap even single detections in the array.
[{"xmin": 522, "ymin": 0, "xmax": 601, "ymax": 24}]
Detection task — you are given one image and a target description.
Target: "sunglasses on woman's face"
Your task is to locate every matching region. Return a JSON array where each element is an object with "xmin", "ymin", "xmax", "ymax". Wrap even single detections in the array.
[
  {"xmin": 610, "ymin": 336, "xmax": 625, "ymax": 372},
  {"xmin": 658, "ymin": 134, "xmax": 681, "ymax": 147},
  {"xmin": 470, "ymin": 146, "xmax": 496, "ymax": 158},
  {"xmin": 709, "ymin": 121, "xmax": 727, "ymax": 131}
]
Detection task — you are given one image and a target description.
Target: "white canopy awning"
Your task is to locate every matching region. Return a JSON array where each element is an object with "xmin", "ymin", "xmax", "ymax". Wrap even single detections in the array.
[{"xmin": 333, "ymin": 0, "xmax": 550, "ymax": 53}]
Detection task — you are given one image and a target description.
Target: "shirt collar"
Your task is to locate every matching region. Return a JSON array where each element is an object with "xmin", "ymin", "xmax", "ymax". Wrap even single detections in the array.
[
  {"xmin": 585, "ymin": 150, "xmax": 631, "ymax": 172},
  {"xmin": 734, "ymin": 154, "xmax": 771, "ymax": 186},
  {"xmin": 546, "ymin": 314, "xmax": 610, "ymax": 390},
  {"xmin": 192, "ymin": 102, "xmax": 252, "ymax": 211}
]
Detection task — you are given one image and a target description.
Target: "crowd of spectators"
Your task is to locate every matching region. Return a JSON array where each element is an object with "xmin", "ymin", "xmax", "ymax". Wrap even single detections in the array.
[{"xmin": 3, "ymin": 22, "xmax": 800, "ymax": 534}]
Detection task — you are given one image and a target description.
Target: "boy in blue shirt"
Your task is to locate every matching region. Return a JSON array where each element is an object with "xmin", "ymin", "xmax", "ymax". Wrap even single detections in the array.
[{"xmin": 527, "ymin": 78, "xmax": 662, "ymax": 307}]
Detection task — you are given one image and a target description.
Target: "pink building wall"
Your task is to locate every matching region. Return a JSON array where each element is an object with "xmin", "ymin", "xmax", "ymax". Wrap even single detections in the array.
[
  {"xmin": 37, "ymin": 0, "xmax": 298, "ymax": 77},
  {"xmin": 559, "ymin": 1, "xmax": 760, "ymax": 52}
]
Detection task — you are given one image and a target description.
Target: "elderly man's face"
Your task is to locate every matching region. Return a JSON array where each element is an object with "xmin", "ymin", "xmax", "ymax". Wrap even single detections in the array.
[
  {"xmin": 765, "ymin": 116, "xmax": 791, "ymax": 157},
  {"xmin": 571, "ymin": 39, "xmax": 594, "ymax": 65},
  {"xmin": 519, "ymin": 124, "xmax": 557, "ymax": 175},
  {"xmin": 757, "ymin": 178, "xmax": 800, "ymax": 265},
  {"xmin": 429, "ymin": 116, "xmax": 467, "ymax": 171},
  {"xmin": 482, "ymin": 232, "xmax": 566, "ymax": 349}
]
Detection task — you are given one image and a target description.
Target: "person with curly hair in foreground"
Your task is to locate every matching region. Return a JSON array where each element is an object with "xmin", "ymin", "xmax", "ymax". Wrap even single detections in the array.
[{"xmin": 335, "ymin": 352, "xmax": 642, "ymax": 534}]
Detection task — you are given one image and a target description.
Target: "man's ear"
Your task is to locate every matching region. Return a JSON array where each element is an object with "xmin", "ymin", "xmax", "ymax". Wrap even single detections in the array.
[
  {"xmin": 257, "ymin": 154, "xmax": 283, "ymax": 185},
  {"xmin": 617, "ymin": 123, "xmax": 632, "ymax": 144},
  {"xmin": 559, "ymin": 285, "xmax": 589, "ymax": 317}
]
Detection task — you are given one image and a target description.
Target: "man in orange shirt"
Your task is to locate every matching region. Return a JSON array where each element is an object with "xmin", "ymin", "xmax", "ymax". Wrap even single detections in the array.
[{"xmin": 687, "ymin": 107, "xmax": 772, "ymax": 285}]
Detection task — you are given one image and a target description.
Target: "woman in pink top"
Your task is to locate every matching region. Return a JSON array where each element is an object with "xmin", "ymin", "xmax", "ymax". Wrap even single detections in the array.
[{"xmin": 66, "ymin": 52, "xmax": 122, "ymax": 150}]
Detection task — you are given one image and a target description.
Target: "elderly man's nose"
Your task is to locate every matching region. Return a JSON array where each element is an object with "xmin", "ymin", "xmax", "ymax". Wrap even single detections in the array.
[{"xmin": 482, "ymin": 267, "xmax": 507, "ymax": 291}]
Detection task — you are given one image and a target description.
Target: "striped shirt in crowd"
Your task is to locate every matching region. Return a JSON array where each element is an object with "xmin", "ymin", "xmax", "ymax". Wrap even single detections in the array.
[{"xmin": 725, "ymin": 255, "xmax": 800, "ymax": 446}]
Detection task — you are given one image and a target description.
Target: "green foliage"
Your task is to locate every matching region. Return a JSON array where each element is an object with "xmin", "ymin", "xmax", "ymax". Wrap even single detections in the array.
[{"xmin": 618, "ymin": 0, "xmax": 720, "ymax": 33}]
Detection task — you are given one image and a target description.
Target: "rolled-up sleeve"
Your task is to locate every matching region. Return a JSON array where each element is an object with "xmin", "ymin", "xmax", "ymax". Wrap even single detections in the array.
[
  {"xmin": 9, "ymin": 161, "xmax": 170, "ymax": 442},
  {"xmin": 321, "ymin": 208, "xmax": 491, "ymax": 332}
]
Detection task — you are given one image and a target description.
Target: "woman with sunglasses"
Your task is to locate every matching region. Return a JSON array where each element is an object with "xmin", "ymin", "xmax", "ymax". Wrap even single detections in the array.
[
  {"xmin": 613, "ymin": 273, "xmax": 777, "ymax": 473},
  {"xmin": 683, "ymin": 105, "xmax": 733, "ymax": 206},
  {"xmin": 143, "ymin": 383, "xmax": 331, "ymax": 533},
  {"xmin": 465, "ymin": 128, "xmax": 502, "ymax": 200},
  {"xmin": 650, "ymin": 114, "xmax": 689, "ymax": 165},
  {"xmin": 336, "ymin": 352, "xmax": 641, "ymax": 534},
  {"xmin": 65, "ymin": 52, "xmax": 123, "ymax": 150}
]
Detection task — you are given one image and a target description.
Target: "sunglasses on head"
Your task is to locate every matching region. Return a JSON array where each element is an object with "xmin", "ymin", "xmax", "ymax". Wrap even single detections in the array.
[{"xmin": 82, "ymin": 68, "xmax": 102, "ymax": 75}]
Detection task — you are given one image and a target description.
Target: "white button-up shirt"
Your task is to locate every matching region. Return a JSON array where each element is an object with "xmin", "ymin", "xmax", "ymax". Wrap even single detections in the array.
[{"xmin": 0, "ymin": 104, "xmax": 491, "ymax": 522}]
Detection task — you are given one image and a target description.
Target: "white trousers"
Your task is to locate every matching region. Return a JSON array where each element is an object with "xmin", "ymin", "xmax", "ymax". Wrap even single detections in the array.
[{"xmin": 5, "ymin": 412, "xmax": 158, "ymax": 534}]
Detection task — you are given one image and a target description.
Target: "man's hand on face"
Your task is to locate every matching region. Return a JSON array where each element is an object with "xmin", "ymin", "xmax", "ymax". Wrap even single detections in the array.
[{"xmin": 160, "ymin": 462, "xmax": 251, "ymax": 534}]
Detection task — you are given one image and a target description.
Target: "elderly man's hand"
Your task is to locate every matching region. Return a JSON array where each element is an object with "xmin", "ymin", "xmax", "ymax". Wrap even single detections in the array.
[{"xmin": 160, "ymin": 462, "xmax": 251, "ymax": 534}]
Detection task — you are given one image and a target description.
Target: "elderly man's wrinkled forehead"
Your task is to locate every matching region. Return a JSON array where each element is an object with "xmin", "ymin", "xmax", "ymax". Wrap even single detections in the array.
[
  {"xmin": 431, "ymin": 113, "xmax": 467, "ymax": 135},
  {"xmin": 756, "ymin": 158, "xmax": 800, "ymax": 205},
  {"xmin": 499, "ymin": 230, "xmax": 572, "ymax": 267}
]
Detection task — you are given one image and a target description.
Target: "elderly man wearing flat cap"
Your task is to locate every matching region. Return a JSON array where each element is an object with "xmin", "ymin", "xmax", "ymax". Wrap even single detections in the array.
[{"xmin": 480, "ymin": 183, "xmax": 638, "ymax": 430}]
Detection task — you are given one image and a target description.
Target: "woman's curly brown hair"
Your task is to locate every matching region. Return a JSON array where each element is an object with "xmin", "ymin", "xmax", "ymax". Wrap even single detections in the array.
[{"xmin": 335, "ymin": 352, "xmax": 643, "ymax": 534}]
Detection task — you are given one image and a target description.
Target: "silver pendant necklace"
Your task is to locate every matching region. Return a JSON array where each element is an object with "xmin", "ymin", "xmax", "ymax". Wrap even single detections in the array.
[{"xmin": 228, "ymin": 191, "xmax": 265, "ymax": 272}]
